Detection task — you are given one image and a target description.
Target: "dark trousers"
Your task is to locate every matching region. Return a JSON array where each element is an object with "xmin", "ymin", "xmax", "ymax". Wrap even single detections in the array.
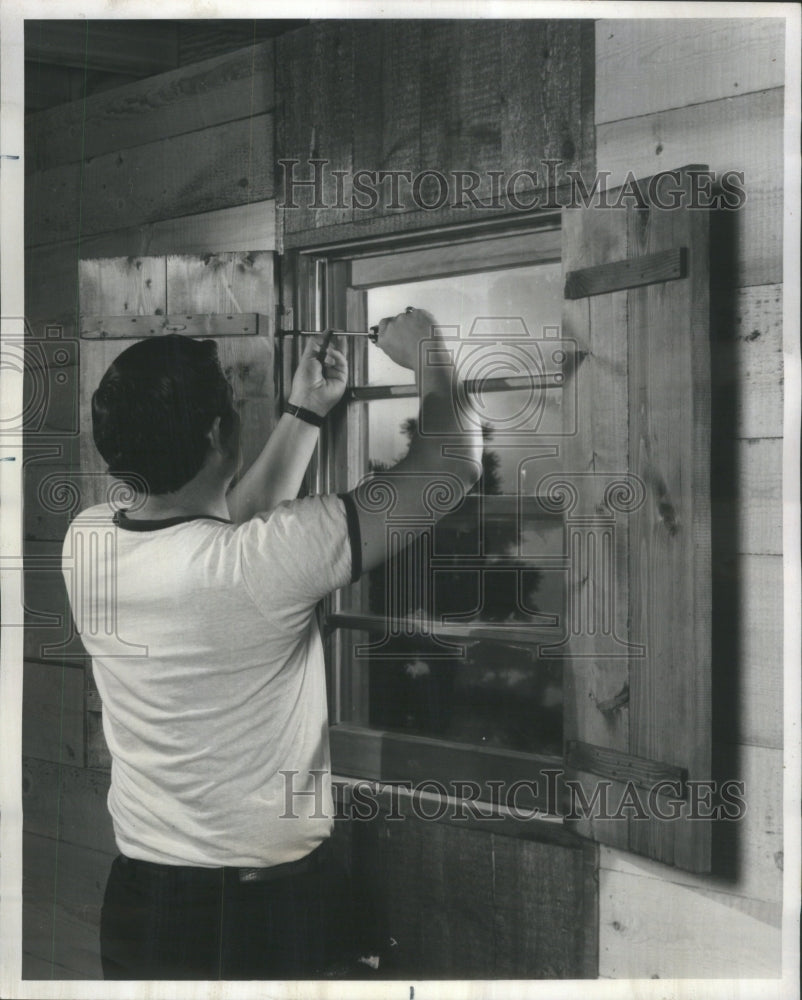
[{"xmin": 100, "ymin": 842, "xmax": 354, "ymax": 980}]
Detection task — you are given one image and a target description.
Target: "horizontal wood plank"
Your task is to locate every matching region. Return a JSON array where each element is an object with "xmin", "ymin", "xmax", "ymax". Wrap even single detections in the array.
[
  {"xmin": 712, "ymin": 283, "xmax": 783, "ymax": 439},
  {"xmin": 597, "ymin": 88, "xmax": 784, "ymax": 287},
  {"xmin": 600, "ymin": 867, "xmax": 781, "ymax": 978},
  {"xmin": 78, "ymin": 256, "xmax": 166, "ymax": 317},
  {"xmin": 565, "ymin": 740, "xmax": 687, "ymax": 792},
  {"xmin": 24, "ymin": 202, "xmax": 277, "ymax": 332},
  {"xmin": 330, "ymin": 724, "xmax": 563, "ymax": 815},
  {"xmin": 22, "ymin": 757, "xmax": 116, "ymax": 854},
  {"xmin": 564, "ymin": 247, "xmax": 685, "ymax": 299},
  {"xmin": 601, "ymin": 741, "xmax": 783, "ymax": 906},
  {"xmin": 350, "ymin": 228, "xmax": 561, "ymax": 287},
  {"xmin": 26, "ymin": 42, "xmax": 275, "ymax": 173},
  {"xmin": 712, "ymin": 437, "xmax": 782, "ymax": 556},
  {"xmin": 714, "ymin": 554, "xmax": 782, "ymax": 750},
  {"xmin": 165, "ymin": 251, "xmax": 275, "ymax": 314},
  {"xmin": 23, "ymin": 831, "xmax": 112, "ymax": 979},
  {"xmin": 79, "ymin": 313, "xmax": 264, "ymax": 339},
  {"xmin": 22, "ymin": 662, "xmax": 84, "ymax": 767},
  {"xmin": 24, "ymin": 19, "xmax": 178, "ymax": 76},
  {"xmin": 23, "ymin": 540, "xmax": 83, "ymax": 664},
  {"xmin": 596, "ymin": 18, "xmax": 786, "ymax": 124},
  {"xmin": 26, "ymin": 114, "xmax": 274, "ymax": 247}
]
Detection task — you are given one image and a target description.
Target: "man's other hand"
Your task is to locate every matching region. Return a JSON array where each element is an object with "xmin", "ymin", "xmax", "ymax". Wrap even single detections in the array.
[{"xmin": 374, "ymin": 307, "xmax": 439, "ymax": 373}]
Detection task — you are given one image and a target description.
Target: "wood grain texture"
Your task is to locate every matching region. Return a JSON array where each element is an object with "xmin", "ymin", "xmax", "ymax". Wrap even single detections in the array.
[
  {"xmin": 491, "ymin": 834, "xmax": 597, "ymax": 978},
  {"xmin": 599, "ymin": 867, "xmax": 781, "ymax": 978},
  {"xmin": 712, "ymin": 283, "xmax": 783, "ymax": 440},
  {"xmin": 23, "ymin": 539, "xmax": 82, "ymax": 665},
  {"xmin": 278, "ymin": 20, "xmax": 594, "ymax": 243},
  {"xmin": 420, "ymin": 21, "xmax": 503, "ymax": 181},
  {"xmin": 712, "ymin": 437, "xmax": 782, "ymax": 556},
  {"xmin": 347, "ymin": 804, "xmax": 597, "ymax": 978},
  {"xmin": 22, "ymin": 757, "xmax": 116, "ymax": 853},
  {"xmin": 564, "ymin": 246, "xmax": 685, "ymax": 299},
  {"xmin": 352, "ymin": 20, "xmax": 422, "ymax": 219},
  {"xmin": 165, "ymin": 251, "xmax": 274, "ymax": 313},
  {"xmin": 350, "ymin": 227, "xmax": 561, "ymax": 288},
  {"xmin": 26, "ymin": 114, "xmax": 274, "ymax": 247},
  {"xmin": 601, "ymin": 742, "xmax": 783, "ymax": 906},
  {"xmin": 25, "ymin": 19, "xmax": 178, "ymax": 76},
  {"xmin": 22, "ymin": 662, "xmax": 85, "ymax": 766},
  {"xmin": 627, "ymin": 170, "xmax": 711, "ymax": 872},
  {"xmin": 25, "ymin": 42, "xmax": 275, "ymax": 174},
  {"xmin": 502, "ymin": 20, "xmax": 596, "ymax": 178},
  {"xmin": 596, "ymin": 18, "xmax": 786, "ymax": 124},
  {"xmin": 596, "ymin": 88, "xmax": 784, "ymax": 288},
  {"xmin": 79, "ymin": 257, "xmax": 167, "ymax": 316},
  {"xmin": 714, "ymin": 554, "xmax": 782, "ymax": 750},
  {"xmin": 22, "ymin": 831, "xmax": 113, "ymax": 979},
  {"xmin": 79, "ymin": 314, "xmax": 264, "ymax": 340},
  {"xmin": 277, "ymin": 21, "xmax": 355, "ymax": 235},
  {"xmin": 560, "ymin": 200, "xmax": 631, "ymax": 853}
]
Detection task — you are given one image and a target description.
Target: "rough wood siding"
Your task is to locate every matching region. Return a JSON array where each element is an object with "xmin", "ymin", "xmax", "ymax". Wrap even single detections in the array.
[
  {"xmin": 276, "ymin": 19, "xmax": 595, "ymax": 247},
  {"xmin": 22, "ymin": 42, "xmax": 279, "ymax": 980},
  {"xmin": 594, "ymin": 17, "xmax": 785, "ymax": 977},
  {"xmin": 342, "ymin": 802, "xmax": 598, "ymax": 979}
]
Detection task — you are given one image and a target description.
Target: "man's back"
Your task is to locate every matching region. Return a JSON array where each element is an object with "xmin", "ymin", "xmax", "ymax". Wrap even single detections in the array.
[{"xmin": 62, "ymin": 494, "xmax": 356, "ymax": 868}]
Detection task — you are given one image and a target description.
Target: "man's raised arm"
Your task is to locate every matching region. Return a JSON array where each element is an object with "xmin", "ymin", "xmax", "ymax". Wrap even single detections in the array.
[
  {"xmin": 347, "ymin": 308, "xmax": 483, "ymax": 574},
  {"xmin": 226, "ymin": 335, "xmax": 347, "ymax": 523}
]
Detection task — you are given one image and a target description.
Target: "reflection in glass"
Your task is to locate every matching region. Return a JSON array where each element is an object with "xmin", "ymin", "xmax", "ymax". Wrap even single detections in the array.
[{"xmin": 340, "ymin": 261, "xmax": 567, "ymax": 756}]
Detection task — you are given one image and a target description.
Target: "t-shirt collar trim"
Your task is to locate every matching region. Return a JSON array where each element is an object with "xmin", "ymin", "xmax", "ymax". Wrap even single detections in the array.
[{"xmin": 113, "ymin": 509, "xmax": 233, "ymax": 531}]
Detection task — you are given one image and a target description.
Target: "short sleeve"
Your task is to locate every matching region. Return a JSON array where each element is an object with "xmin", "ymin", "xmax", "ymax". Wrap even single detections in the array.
[{"xmin": 239, "ymin": 493, "xmax": 361, "ymax": 612}]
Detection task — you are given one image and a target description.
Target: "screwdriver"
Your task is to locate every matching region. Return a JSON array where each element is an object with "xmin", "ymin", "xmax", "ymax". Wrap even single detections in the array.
[{"xmin": 285, "ymin": 328, "xmax": 380, "ymax": 351}]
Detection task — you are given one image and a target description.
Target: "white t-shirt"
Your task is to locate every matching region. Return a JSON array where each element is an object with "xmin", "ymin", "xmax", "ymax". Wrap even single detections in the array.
[{"xmin": 61, "ymin": 493, "xmax": 360, "ymax": 868}]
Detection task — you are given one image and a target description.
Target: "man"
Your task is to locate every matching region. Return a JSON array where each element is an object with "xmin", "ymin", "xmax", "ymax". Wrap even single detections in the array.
[{"xmin": 62, "ymin": 308, "xmax": 481, "ymax": 979}]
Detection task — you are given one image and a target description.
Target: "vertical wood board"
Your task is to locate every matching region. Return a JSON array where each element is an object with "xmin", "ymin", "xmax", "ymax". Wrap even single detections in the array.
[
  {"xmin": 559, "ymin": 201, "xmax": 632, "ymax": 853},
  {"xmin": 627, "ymin": 171, "xmax": 711, "ymax": 871}
]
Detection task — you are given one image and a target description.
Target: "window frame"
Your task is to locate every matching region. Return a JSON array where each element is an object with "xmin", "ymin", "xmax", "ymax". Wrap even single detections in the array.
[{"xmin": 282, "ymin": 214, "xmax": 577, "ymax": 816}]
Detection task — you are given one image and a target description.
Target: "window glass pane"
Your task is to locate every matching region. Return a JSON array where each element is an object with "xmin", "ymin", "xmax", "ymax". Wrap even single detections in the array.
[
  {"xmin": 364, "ymin": 262, "xmax": 566, "ymax": 493},
  {"xmin": 339, "ymin": 498, "xmax": 565, "ymax": 755},
  {"xmin": 366, "ymin": 398, "xmax": 418, "ymax": 471},
  {"xmin": 366, "ymin": 262, "xmax": 562, "ymax": 386},
  {"xmin": 338, "ymin": 256, "xmax": 567, "ymax": 757}
]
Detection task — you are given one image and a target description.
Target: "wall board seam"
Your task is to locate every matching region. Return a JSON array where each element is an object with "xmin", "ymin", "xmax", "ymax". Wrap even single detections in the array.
[{"xmin": 595, "ymin": 85, "xmax": 786, "ymax": 130}]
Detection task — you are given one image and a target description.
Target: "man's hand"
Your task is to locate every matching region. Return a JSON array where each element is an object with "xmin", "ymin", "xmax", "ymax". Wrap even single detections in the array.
[
  {"xmin": 288, "ymin": 334, "xmax": 348, "ymax": 417},
  {"xmin": 374, "ymin": 307, "xmax": 439, "ymax": 373}
]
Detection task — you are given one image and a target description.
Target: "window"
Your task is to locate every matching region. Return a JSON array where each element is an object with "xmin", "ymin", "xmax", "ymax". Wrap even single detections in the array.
[
  {"xmin": 282, "ymin": 222, "xmax": 571, "ymax": 803},
  {"xmin": 282, "ymin": 166, "xmax": 712, "ymax": 873}
]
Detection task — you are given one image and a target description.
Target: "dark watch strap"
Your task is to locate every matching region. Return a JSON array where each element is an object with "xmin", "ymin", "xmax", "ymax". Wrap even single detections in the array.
[{"xmin": 285, "ymin": 403, "xmax": 325, "ymax": 427}]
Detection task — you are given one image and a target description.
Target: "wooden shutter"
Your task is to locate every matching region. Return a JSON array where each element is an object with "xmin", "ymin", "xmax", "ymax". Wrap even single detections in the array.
[
  {"xmin": 77, "ymin": 252, "xmax": 277, "ymax": 509},
  {"xmin": 558, "ymin": 166, "xmax": 711, "ymax": 872}
]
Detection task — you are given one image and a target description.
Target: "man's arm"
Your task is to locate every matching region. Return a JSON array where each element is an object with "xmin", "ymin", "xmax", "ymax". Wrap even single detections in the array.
[
  {"xmin": 226, "ymin": 335, "xmax": 347, "ymax": 523},
  {"xmin": 346, "ymin": 308, "xmax": 483, "ymax": 574}
]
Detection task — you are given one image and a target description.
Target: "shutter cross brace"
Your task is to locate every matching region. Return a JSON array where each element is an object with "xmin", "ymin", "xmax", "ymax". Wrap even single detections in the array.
[{"xmin": 564, "ymin": 247, "xmax": 687, "ymax": 300}]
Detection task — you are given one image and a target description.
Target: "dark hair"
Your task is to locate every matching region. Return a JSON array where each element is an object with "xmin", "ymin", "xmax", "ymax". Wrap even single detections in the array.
[{"xmin": 92, "ymin": 334, "xmax": 238, "ymax": 495}]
